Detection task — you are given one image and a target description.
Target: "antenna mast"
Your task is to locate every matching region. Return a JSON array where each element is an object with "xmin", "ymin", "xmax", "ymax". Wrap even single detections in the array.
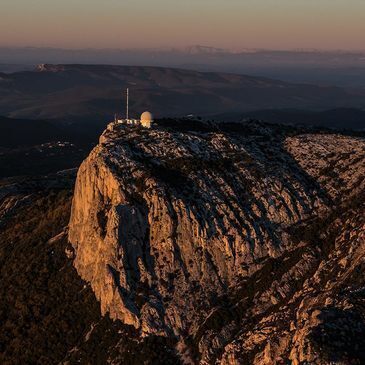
[{"xmin": 126, "ymin": 88, "xmax": 129, "ymax": 120}]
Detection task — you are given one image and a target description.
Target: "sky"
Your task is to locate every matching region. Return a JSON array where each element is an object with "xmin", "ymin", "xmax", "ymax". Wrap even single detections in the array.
[{"xmin": 1, "ymin": 0, "xmax": 365, "ymax": 50}]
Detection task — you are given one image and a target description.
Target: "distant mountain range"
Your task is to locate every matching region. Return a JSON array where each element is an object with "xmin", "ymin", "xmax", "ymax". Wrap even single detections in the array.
[
  {"xmin": 1, "ymin": 64, "xmax": 365, "ymax": 125},
  {"xmin": 1, "ymin": 46, "xmax": 365, "ymax": 87},
  {"xmin": 2, "ymin": 46, "xmax": 365, "ymax": 65}
]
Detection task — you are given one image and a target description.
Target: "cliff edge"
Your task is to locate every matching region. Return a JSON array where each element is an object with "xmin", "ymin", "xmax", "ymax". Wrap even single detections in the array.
[{"xmin": 68, "ymin": 121, "xmax": 365, "ymax": 364}]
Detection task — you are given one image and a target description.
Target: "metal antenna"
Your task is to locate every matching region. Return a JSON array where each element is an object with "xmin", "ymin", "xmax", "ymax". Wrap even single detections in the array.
[{"xmin": 126, "ymin": 88, "xmax": 129, "ymax": 120}]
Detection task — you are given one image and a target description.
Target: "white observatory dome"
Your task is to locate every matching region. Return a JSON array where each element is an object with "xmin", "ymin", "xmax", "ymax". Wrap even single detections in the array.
[
  {"xmin": 140, "ymin": 111, "xmax": 153, "ymax": 122},
  {"xmin": 140, "ymin": 111, "xmax": 154, "ymax": 128}
]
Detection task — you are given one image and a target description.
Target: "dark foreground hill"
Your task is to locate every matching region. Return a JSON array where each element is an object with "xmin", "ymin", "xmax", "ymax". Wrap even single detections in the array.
[
  {"xmin": 0, "ymin": 116, "xmax": 96, "ymax": 178},
  {"xmin": 1, "ymin": 64, "xmax": 365, "ymax": 122},
  {"xmin": 1, "ymin": 120, "xmax": 364, "ymax": 364},
  {"xmin": 214, "ymin": 107, "xmax": 365, "ymax": 131}
]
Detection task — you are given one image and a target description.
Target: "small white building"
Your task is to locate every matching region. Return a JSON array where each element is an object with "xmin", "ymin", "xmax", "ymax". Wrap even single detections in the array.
[{"xmin": 117, "ymin": 111, "xmax": 154, "ymax": 128}]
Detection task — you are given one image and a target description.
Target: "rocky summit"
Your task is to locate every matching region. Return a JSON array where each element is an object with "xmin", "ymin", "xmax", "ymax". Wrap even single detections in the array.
[{"xmin": 67, "ymin": 120, "xmax": 365, "ymax": 364}]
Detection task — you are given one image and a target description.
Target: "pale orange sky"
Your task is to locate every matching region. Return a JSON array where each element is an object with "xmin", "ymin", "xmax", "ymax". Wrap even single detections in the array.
[{"xmin": 1, "ymin": 0, "xmax": 365, "ymax": 50}]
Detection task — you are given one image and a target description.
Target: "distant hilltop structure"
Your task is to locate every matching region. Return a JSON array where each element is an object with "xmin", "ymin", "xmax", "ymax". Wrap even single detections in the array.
[{"xmin": 115, "ymin": 88, "xmax": 154, "ymax": 128}]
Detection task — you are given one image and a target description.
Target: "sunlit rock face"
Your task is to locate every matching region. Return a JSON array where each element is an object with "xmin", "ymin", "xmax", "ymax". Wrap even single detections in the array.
[{"xmin": 68, "ymin": 121, "xmax": 365, "ymax": 364}]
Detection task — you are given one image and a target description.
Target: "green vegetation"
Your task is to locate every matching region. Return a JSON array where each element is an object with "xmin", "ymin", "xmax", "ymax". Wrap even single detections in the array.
[{"xmin": 0, "ymin": 179, "xmax": 180, "ymax": 364}]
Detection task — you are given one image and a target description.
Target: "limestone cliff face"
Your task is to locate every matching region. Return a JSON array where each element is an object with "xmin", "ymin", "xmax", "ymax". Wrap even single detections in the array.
[{"xmin": 68, "ymin": 121, "xmax": 365, "ymax": 364}]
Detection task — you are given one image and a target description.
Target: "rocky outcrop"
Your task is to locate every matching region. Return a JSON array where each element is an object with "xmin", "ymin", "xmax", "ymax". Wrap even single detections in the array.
[
  {"xmin": 217, "ymin": 198, "xmax": 365, "ymax": 365},
  {"xmin": 68, "ymin": 121, "xmax": 365, "ymax": 364}
]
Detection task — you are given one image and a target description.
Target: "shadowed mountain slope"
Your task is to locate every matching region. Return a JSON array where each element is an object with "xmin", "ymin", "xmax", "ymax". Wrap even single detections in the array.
[
  {"xmin": 0, "ymin": 172, "xmax": 180, "ymax": 364},
  {"xmin": 1, "ymin": 64, "xmax": 365, "ymax": 121}
]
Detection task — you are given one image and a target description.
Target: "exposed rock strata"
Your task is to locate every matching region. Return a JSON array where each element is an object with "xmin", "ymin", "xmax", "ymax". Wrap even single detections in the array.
[{"xmin": 68, "ymin": 121, "xmax": 365, "ymax": 364}]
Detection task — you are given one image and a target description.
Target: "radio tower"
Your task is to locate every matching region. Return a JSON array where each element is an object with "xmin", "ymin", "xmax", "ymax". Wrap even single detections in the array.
[{"xmin": 126, "ymin": 88, "xmax": 129, "ymax": 120}]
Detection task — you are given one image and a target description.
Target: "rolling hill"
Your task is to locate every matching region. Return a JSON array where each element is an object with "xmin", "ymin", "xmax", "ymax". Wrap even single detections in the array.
[{"xmin": 1, "ymin": 64, "xmax": 364, "ymax": 122}]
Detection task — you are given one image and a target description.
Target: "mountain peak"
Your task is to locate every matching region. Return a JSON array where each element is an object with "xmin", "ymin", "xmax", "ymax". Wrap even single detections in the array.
[
  {"xmin": 67, "ymin": 119, "xmax": 365, "ymax": 362},
  {"xmin": 185, "ymin": 45, "xmax": 228, "ymax": 55},
  {"xmin": 36, "ymin": 63, "xmax": 65, "ymax": 72}
]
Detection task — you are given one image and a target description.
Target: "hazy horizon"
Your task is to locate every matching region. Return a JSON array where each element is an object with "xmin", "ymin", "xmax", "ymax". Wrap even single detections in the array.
[
  {"xmin": 1, "ymin": 0, "xmax": 365, "ymax": 50},
  {"xmin": 1, "ymin": 45, "xmax": 365, "ymax": 53}
]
